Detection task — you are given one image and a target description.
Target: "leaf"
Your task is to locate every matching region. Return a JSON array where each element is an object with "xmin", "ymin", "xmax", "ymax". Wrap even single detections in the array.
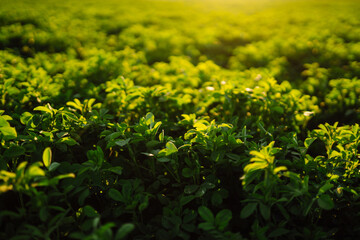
[
  {"xmin": 198, "ymin": 206, "xmax": 214, "ymax": 224},
  {"xmin": 257, "ymin": 122, "xmax": 272, "ymax": 136},
  {"xmin": 244, "ymin": 162, "xmax": 267, "ymax": 173},
  {"xmin": 259, "ymin": 203, "xmax": 270, "ymax": 220},
  {"xmin": 329, "ymin": 150, "xmax": 341, "ymax": 159},
  {"xmin": 269, "ymin": 228, "xmax": 289, "ymax": 238},
  {"xmin": 182, "ymin": 168, "xmax": 193, "ymax": 178},
  {"xmin": 83, "ymin": 205, "xmax": 98, "ymax": 217},
  {"xmin": 115, "ymin": 138, "xmax": 131, "ymax": 147},
  {"xmin": 151, "ymin": 121, "xmax": 162, "ymax": 135},
  {"xmin": 194, "ymin": 122, "xmax": 207, "ymax": 131},
  {"xmin": 0, "ymin": 117, "xmax": 10, "ymax": 127},
  {"xmin": 274, "ymin": 166, "xmax": 287, "ymax": 174},
  {"xmin": 34, "ymin": 106, "xmax": 53, "ymax": 116},
  {"xmin": 240, "ymin": 203, "xmax": 257, "ymax": 219},
  {"xmin": 180, "ymin": 195, "xmax": 195, "ymax": 206},
  {"xmin": 115, "ymin": 223, "xmax": 135, "ymax": 240},
  {"xmin": 39, "ymin": 207, "xmax": 48, "ymax": 222},
  {"xmin": 50, "ymin": 173, "xmax": 75, "ymax": 183},
  {"xmin": 138, "ymin": 196, "xmax": 149, "ymax": 212},
  {"xmin": 145, "ymin": 112, "xmax": 155, "ymax": 128},
  {"xmin": 272, "ymin": 106, "xmax": 284, "ymax": 114},
  {"xmin": 86, "ymin": 98, "xmax": 96, "ymax": 109},
  {"xmin": 165, "ymin": 142, "xmax": 178, "ymax": 156},
  {"xmin": 198, "ymin": 222, "xmax": 215, "ymax": 231},
  {"xmin": 318, "ymin": 182, "xmax": 333, "ymax": 195},
  {"xmin": 184, "ymin": 185, "xmax": 199, "ymax": 194},
  {"xmin": 108, "ymin": 166, "xmax": 123, "ymax": 175},
  {"xmin": 195, "ymin": 186, "xmax": 207, "ymax": 197},
  {"xmin": 303, "ymin": 198, "xmax": 316, "ymax": 216},
  {"xmin": 3, "ymin": 146, "xmax": 25, "ymax": 158},
  {"xmin": 277, "ymin": 204, "xmax": 290, "ymax": 220},
  {"xmin": 109, "ymin": 188, "xmax": 124, "ymax": 202},
  {"xmin": 78, "ymin": 189, "xmax": 90, "ymax": 205},
  {"xmin": 49, "ymin": 162, "xmax": 60, "ymax": 172},
  {"xmin": 157, "ymin": 157, "xmax": 171, "ymax": 163},
  {"xmin": 43, "ymin": 147, "xmax": 52, "ymax": 169},
  {"xmin": 182, "ymin": 223, "xmax": 196, "ymax": 233},
  {"xmin": 317, "ymin": 194, "xmax": 334, "ymax": 210},
  {"xmin": 215, "ymin": 209, "xmax": 232, "ymax": 231},
  {"xmin": 20, "ymin": 112, "xmax": 33, "ymax": 125},
  {"xmin": 105, "ymin": 132, "xmax": 123, "ymax": 141},
  {"xmin": 57, "ymin": 137, "xmax": 79, "ymax": 146},
  {"xmin": 0, "ymin": 126, "xmax": 17, "ymax": 140},
  {"xmin": 66, "ymin": 101, "xmax": 82, "ymax": 111},
  {"xmin": 159, "ymin": 130, "xmax": 165, "ymax": 142},
  {"xmin": 211, "ymin": 191, "xmax": 223, "ymax": 206},
  {"xmin": 304, "ymin": 137, "xmax": 316, "ymax": 148},
  {"xmin": 27, "ymin": 164, "xmax": 45, "ymax": 177}
]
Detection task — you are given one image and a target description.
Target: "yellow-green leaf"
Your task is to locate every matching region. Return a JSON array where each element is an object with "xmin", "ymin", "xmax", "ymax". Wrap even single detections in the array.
[{"xmin": 43, "ymin": 147, "xmax": 52, "ymax": 169}]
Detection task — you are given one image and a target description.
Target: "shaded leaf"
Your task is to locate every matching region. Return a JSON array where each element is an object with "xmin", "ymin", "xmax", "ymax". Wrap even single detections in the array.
[
  {"xmin": 240, "ymin": 203, "xmax": 257, "ymax": 219},
  {"xmin": 198, "ymin": 206, "xmax": 214, "ymax": 224}
]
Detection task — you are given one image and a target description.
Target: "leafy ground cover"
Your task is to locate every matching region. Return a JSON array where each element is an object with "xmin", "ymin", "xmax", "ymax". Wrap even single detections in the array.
[{"xmin": 1, "ymin": 0, "xmax": 360, "ymax": 239}]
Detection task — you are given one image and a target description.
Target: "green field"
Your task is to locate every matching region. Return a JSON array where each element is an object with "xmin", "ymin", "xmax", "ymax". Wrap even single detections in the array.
[{"xmin": 1, "ymin": 0, "xmax": 360, "ymax": 239}]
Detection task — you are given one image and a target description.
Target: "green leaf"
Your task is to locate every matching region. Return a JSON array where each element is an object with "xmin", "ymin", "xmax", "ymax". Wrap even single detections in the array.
[
  {"xmin": 157, "ymin": 157, "xmax": 171, "ymax": 163},
  {"xmin": 3, "ymin": 146, "xmax": 25, "ymax": 158},
  {"xmin": 145, "ymin": 112, "xmax": 155, "ymax": 128},
  {"xmin": 272, "ymin": 106, "xmax": 284, "ymax": 114},
  {"xmin": 115, "ymin": 138, "xmax": 131, "ymax": 147},
  {"xmin": 215, "ymin": 209, "xmax": 232, "ymax": 231},
  {"xmin": 57, "ymin": 137, "xmax": 79, "ymax": 146},
  {"xmin": 211, "ymin": 191, "xmax": 223, "ymax": 206},
  {"xmin": 259, "ymin": 203, "xmax": 270, "ymax": 220},
  {"xmin": 83, "ymin": 205, "xmax": 98, "ymax": 218},
  {"xmin": 49, "ymin": 162, "xmax": 60, "ymax": 172},
  {"xmin": 50, "ymin": 173, "xmax": 75, "ymax": 183},
  {"xmin": 202, "ymin": 182, "xmax": 215, "ymax": 190},
  {"xmin": 240, "ymin": 203, "xmax": 257, "ymax": 219},
  {"xmin": 39, "ymin": 207, "xmax": 48, "ymax": 222},
  {"xmin": 105, "ymin": 132, "xmax": 123, "ymax": 141},
  {"xmin": 182, "ymin": 223, "xmax": 196, "ymax": 232},
  {"xmin": 318, "ymin": 182, "xmax": 333, "ymax": 195},
  {"xmin": 138, "ymin": 196, "xmax": 149, "ymax": 212},
  {"xmin": 198, "ymin": 206, "xmax": 214, "ymax": 224},
  {"xmin": 180, "ymin": 195, "xmax": 195, "ymax": 206},
  {"xmin": 20, "ymin": 112, "xmax": 33, "ymax": 125},
  {"xmin": 115, "ymin": 223, "xmax": 135, "ymax": 240},
  {"xmin": 0, "ymin": 126, "xmax": 17, "ymax": 140},
  {"xmin": 317, "ymin": 194, "xmax": 334, "ymax": 210},
  {"xmin": 108, "ymin": 166, "xmax": 123, "ymax": 175},
  {"xmin": 34, "ymin": 106, "xmax": 53, "ymax": 116},
  {"xmin": 195, "ymin": 186, "xmax": 207, "ymax": 197},
  {"xmin": 182, "ymin": 168, "xmax": 193, "ymax": 178},
  {"xmin": 159, "ymin": 130, "xmax": 165, "ymax": 142},
  {"xmin": 184, "ymin": 185, "xmax": 199, "ymax": 194},
  {"xmin": 0, "ymin": 117, "xmax": 10, "ymax": 127},
  {"xmin": 78, "ymin": 189, "xmax": 90, "ymax": 206},
  {"xmin": 27, "ymin": 164, "xmax": 45, "ymax": 177},
  {"xmin": 269, "ymin": 228, "xmax": 289, "ymax": 238},
  {"xmin": 66, "ymin": 101, "xmax": 82, "ymax": 111},
  {"xmin": 43, "ymin": 147, "xmax": 52, "ymax": 169},
  {"xmin": 303, "ymin": 198, "xmax": 316, "ymax": 216},
  {"xmin": 165, "ymin": 142, "xmax": 178, "ymax": 156},
  {"xmin": 304, "ymin": 137, "xmax": 316, "ymax": 148},
  {"xmin": 109, "ymin": 188, "xmax": 124, "ymax": 202},
  {"xmin": 198, "ymin": 222, "xmax": 215, "ymax": 231}
]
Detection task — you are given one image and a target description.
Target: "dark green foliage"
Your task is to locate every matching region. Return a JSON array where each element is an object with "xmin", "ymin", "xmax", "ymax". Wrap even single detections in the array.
[{"xmin": 1, "ymin": 0, "xmax": 360, "ymax": 239}]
